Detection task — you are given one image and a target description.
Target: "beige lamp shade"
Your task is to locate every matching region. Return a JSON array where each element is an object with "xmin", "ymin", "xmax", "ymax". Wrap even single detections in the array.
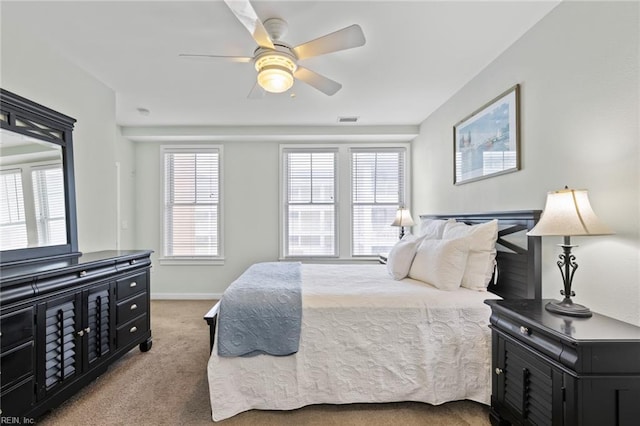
[
  {"xmin": 391, "ymin": 208, "xmax": 415, "ymax": 227},
  {"xmin": 527, "ymin": 187, "xmax": 613, "ymax": 236}
]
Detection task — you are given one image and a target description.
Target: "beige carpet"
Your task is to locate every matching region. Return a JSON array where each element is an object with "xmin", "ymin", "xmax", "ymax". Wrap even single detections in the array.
[{"xmin": 38, "ymin": 300, "xmax": 491, "ymax": 426}]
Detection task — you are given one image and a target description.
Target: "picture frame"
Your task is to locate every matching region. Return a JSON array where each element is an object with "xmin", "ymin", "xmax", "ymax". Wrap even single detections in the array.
[{"xmin": 453, "ymin": 84, "xmax": 520, "ymax": 185}]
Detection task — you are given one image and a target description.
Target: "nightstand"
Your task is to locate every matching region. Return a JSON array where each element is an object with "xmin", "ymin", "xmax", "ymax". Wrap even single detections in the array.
[{"xmin": 485, "ymin": 299, "xmax": 640, "ymax": 426}]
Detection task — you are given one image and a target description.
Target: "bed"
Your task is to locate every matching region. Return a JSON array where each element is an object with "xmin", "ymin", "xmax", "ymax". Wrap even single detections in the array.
[{"xmin": 204, "ymin": 210, "xmax": 541, "ymax": 421}]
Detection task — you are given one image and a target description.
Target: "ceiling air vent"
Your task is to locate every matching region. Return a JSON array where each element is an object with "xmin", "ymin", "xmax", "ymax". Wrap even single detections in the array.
[{"xmin": 338, "ymin": 116, "xmax": 359, "ymax": 123}]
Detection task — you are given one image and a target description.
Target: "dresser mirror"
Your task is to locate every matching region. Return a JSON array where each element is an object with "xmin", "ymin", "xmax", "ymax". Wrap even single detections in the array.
[{"xmin": 0, "ymin": 89, "xmax": 79, "ymax": 265}]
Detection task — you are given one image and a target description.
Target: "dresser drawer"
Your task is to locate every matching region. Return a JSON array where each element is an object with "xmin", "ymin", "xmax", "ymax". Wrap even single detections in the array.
[
  {"xmin": 1, "ymin": 341, "xmax": 34, "ymax": 391},
  {"xmin": 116, "ymin": 272, "xmax": 147, "ymax": 301},
  {"xmin": 116, "ymin": 292, "xmax": 148, "ymax": 326},
  {"xmin": 116, "ymin": 256, "xmax": 151, "ymax": 274},
  {"xmin": 116, "ymin": 315, "xmax": 148, "ymax": 349},
  {"xmin": 0, "ymin": 377, "xmax": 35, "ymax": 417},
  {"xmin": 36, "ymin": 264, "xmax": 115, "ymax": 296},
  {"xmin": 1, "ymin": 307, "xmax": 34, "ymax": 350}
]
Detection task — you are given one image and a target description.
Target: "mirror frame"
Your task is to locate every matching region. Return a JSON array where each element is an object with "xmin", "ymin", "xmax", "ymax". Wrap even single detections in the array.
[{"xmin": 0, "ymin": 88, "xmax": 79, "ymax": 265}]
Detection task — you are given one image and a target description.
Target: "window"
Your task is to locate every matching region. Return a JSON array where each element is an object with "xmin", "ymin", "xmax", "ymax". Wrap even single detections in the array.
[
  {"xmin": 352, "ymin": 149, "xmax": 405, "ymax": 256},
  {"xmin": 0, "ymin": 163, "xmax": 67, "ymax": 250},
  {"xmin": 0, "ymin": 169, "xmax": 27, "ymax": 250},
  {"xmin": 281, "ymin": 144, "xmax": 409, "ymax": 259},
  {"xmin": 161, "ymin": 146, "xmax": 222, "ymax": 261},
  {"xmin": 282, "ymin": 149, "xmax": 337, "ymax": 257},
  {"xmin": 32, "ymin": 165, "xmax": 66, "ymax": 246}
]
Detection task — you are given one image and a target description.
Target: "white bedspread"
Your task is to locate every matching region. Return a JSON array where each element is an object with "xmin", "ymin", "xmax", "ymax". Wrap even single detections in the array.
[{"xmin": 207, "ymin": 263, "xmax": 500, "ymax": 421}]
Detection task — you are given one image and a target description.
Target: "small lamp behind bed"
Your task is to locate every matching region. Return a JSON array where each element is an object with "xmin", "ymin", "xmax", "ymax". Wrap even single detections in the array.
[
  {"xmin": 527, "ymin": 186, "xmax": 613, "ymax": 318},
  {"xmin": 391, "ymin": 206, "xmax": 415, "ymax": 239}
]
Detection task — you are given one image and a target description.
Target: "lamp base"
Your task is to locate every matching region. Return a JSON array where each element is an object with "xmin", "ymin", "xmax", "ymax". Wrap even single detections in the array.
[{"xmin": 545, "ymin": 298, "xmax": 592, "ymax": 318}]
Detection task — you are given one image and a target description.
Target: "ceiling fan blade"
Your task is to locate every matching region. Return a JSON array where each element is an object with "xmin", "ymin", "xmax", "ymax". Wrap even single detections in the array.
[
  {"xmin": 294, "ymin": 66, "xmax": 342, "ymax": 96},
  {"xmin": 293, "ymin": 24, "xmax": 365, "ymax": 60},
  {"xmin": 223, "ymin": 0, "xmax": 275, "ymax": 50},
  {"xmin": 247, "ymin": 82, "xmax": 266, "ymax": 99},
  {"xmin": 178, "ymin": 54, "xmax": 253, "ymax": 63}
]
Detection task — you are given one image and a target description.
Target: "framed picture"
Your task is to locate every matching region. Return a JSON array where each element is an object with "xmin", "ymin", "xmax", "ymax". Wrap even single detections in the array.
[{"xmin": 453, "ymin": 84, "xmax": 520, "ymax": 185}]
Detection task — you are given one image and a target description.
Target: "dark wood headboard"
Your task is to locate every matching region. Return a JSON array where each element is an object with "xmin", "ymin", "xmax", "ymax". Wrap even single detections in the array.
[{"xmin": 420, "ymin": 210, "xmax": 542, "ymax": 300}]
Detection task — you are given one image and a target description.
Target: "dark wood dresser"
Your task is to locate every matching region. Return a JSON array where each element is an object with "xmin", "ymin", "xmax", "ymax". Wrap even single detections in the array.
[
  {"xmin": 0, "ymin": 250, "xmax": 152, "ymax": 420},
  {"xmin": 485, "ymin": 299, "xmax": 640, "ymax": 426}
]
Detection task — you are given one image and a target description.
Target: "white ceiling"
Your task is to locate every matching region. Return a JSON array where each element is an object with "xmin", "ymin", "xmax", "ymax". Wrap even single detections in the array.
[{"xmin": 2, "ymin": 1, "xmax": 560, "ymax": 127}]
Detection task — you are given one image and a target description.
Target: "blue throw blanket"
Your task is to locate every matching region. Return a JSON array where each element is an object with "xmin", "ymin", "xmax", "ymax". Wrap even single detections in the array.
[{"xmin": 217, "ymin": 262, "xmax": 302, "ymax": 357}]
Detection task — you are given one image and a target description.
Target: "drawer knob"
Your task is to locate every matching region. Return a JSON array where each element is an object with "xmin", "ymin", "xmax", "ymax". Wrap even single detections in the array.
[
  {"xmin": 85, "ymin": 327, "xmax": 91, "ymax": 334},
  {"xmin": 129, "ymin": 282, "xmax": 137, "ymax": 288},
  {"xmin": 77, "ymin": 330, "xmax": 84, "ymax": 337},
  {"xmin": 130, "ymin": 326, "xmax": 138, "ymax": 333},
  {"xmin": 131, "ymin": 259, "xmax": 137, "ymax": 265},
  {"xmin": 495, "ymin": 368, "xmax": 503, "ymax": 375},
  {"xmin": 520, "ymin": 326, "xmax": 530, "ymax": 335},
  {"xmin": 130, "ymin": 303, "xmax": 138, "ymax": 310},
  {"xmin": 79, "ymin": 270, "xmax": 87, "ymax": 278}
]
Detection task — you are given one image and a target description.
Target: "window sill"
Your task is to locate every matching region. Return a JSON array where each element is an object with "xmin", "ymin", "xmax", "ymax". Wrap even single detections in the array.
[
  {"xmin": 159, "ymin": 257, "xmax": 225, "ymax": 266},
  {"xmin": 279, "ymin": 257, "xmax": 379, "ymax": 264}
]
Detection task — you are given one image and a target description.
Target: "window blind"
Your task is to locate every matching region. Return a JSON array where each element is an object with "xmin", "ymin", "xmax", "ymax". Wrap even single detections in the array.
[
  {"xmin": 0, "ymin": 169, "xmax": 28, "ymax": 250},
  {"xmin": 352, "ymin": 149, "xmax": 405, "ymax": 256},
  {"xmin": 32, "ymin": 164, "xmax": 66, "ymax": 246},
  {"xmin": 163, "ymin": 148, "xmax": 220, "ymax": 257},
  {"xmin": 284, "ymin": 149, "xmax": 337, "ymax": 257}
]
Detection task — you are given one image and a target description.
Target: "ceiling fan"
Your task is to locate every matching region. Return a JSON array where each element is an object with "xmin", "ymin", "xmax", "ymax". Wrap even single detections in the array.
[{"xmin": 179, "ymin": 0, "xmax": 366, "ymax": 97}]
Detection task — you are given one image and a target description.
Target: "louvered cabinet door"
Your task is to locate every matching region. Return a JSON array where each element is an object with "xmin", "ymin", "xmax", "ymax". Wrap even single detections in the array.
[
  {"xmin": 36, "ymin": 292, "xmax": 83, "ymax": 399},
  {"xmin": 495, "ymin": 335, "xmax": 564, "ymax": 426},
  {"xmin": 85, "ymin": 282, "xmax": 113, "ymax": 368}
]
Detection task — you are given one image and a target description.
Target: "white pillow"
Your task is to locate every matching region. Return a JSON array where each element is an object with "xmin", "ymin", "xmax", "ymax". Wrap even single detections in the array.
[
  {"xmin": 386, "ymin": 234, "xmax": 426, "ymax": 280},
  {"xmin": 408, "ymin": 237, "xmax": 470, "ymax": 291},
  {"xmin": 442, "ymin": 219, "xmax": 498, "ymax": 291},
  {"xmin": 417, "ymin": 218, "xmax": 455, "ymax": 239}
]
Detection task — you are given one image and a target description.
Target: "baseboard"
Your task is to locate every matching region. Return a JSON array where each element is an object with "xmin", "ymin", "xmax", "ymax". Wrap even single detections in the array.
[{"xmin": 150, "ymin": 293, "xmax": 222, "ymax": 300}]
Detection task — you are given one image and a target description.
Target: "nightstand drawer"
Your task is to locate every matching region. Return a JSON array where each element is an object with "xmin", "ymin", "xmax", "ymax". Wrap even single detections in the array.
[
  {"xmin": 0, "ymin": 341, "xmax": 34, "ymax": 390},
  {"xmin": 494, "ymin": 315, "xmax": 563, "ymax": 362},
  {"xmin": 116, "ymin": 272, "xmax": 147, "ymax": 301},
  {"xmin": 116, "ymin": 315, "xmax": 148, "ymax": 348},
  {"xmin": 1, "ymin": 307, "xmax": 34, "ymax": 350},
  {"xmin": 116, "ymin": 292, "xmax": 148, "ymax": 325}
]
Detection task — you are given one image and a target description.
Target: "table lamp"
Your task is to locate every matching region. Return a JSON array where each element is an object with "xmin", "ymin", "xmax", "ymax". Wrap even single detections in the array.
[
  {"xmin": 391, "ymin": 207, "xmax": 415, "ymax": 239},
  {"xmin": 527, "ymin": 186, "xmax": 613, "ymax": 317}
]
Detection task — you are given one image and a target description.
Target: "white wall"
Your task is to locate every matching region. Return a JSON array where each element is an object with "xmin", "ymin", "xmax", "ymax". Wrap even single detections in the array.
[
  {"xmin": 134, "ymin": 140, "xmax": 281, "ymax": 298},
  {"xmin": 0, "ymin": 19, "xmax": 134, "ymax": 253},
  {"xmin": 114, "ymin": 128, "xmax": 138, "ymax": 250},
  {"xmin": 412, "ymin": 1, "xmax": 640, "ymax": 325}
]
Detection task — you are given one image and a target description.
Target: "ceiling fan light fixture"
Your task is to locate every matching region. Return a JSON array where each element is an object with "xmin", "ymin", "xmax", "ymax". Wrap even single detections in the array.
[
  {"xmin": 255, "ymin": 52, "xmax": 296, "ymax": 93},
  {"xmin": 184, "ymin": 2, "xmax": 366, "ymax": 97},
  {"xmin": 257, "ymin": 66, "xmax": 294, "ymax": 93}
]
